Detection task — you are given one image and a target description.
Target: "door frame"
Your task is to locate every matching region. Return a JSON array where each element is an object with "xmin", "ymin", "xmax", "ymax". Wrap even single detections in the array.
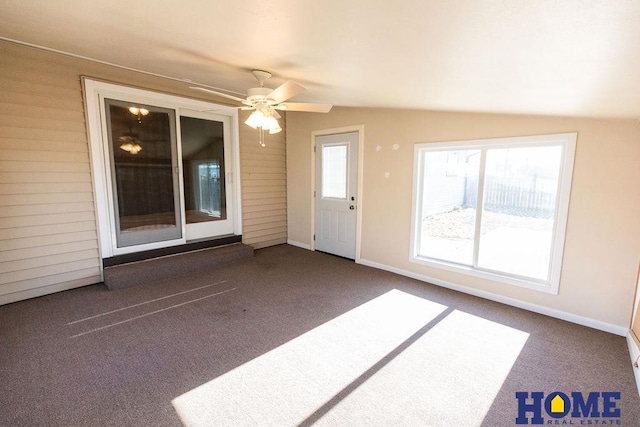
[
  {"xmin": 310, "ymin": 125, "xmax": 364, "ymax": 262},
  {"xmin": 179, "ymin": 109, "xmax": 235, "ymax": 240},
  {"xmin": 83, "ymin": 78, "xmax": 242, "ymax": 261}
]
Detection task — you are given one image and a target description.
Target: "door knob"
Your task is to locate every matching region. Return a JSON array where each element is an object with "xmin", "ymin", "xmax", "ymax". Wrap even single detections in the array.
[{"xmin": 349, "ymin": 205, "xmax": 355, "ymax": 210}]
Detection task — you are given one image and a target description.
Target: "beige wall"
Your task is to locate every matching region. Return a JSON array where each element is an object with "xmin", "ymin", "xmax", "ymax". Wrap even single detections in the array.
[
  {"xmin": 0, "ymin": 40, "xmax": 285, "ymax": 304},
  {"xmin": 287, "ymin": 107, "xmax": 640, "ymax": 329}
]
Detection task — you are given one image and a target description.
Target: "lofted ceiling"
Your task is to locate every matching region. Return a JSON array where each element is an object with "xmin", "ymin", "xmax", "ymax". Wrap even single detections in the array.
[{"xmin": 1, "ymin": 0, "xmax": 639, "ymax": 119}]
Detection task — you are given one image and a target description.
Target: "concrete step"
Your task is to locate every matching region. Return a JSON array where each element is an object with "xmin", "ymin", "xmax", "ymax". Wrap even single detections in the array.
[{"xmin": 103, "ymin": 243, "xmax": 254, "ymax": 290}]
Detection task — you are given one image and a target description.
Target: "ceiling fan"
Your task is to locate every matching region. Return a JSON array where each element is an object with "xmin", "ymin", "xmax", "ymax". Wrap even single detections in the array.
[{"xmin": 190, "ymin": 70, "xmax": 332, "ymax": 146}]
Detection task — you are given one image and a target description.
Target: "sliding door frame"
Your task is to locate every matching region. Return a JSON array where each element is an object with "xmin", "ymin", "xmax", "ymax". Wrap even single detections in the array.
[
  {"xmin": 180, "ymin": 108, "xmax": 235, "ymax": 240},
  {"xmin": 83, "ymin": 78, "xmax": 242, "ymax": 260}
]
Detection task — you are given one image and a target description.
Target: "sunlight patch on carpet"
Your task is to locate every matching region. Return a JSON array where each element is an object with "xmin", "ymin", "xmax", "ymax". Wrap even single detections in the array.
[
  {"xmin": 314, "ymin": 310, "xmax": 530, "ymax": 426},
  {"xmin": 172, "ymin": 289, "xmax": 447, "ymax": 426}
]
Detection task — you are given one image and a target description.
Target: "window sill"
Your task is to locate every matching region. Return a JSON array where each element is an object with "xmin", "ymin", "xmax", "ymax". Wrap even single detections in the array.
[{"xmin": 409, "ymin": 255, "xmax": 559, "ymax": 295}]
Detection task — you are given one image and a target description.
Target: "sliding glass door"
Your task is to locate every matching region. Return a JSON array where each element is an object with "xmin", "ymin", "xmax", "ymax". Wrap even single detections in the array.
[
  {"xmin": 104, "ymin": 99, "xmax": 182, "ymax": 247},
  {"xmin": 180, "ymin": 110, "xmax": 234, "ymax": 240},
  {"xmin": 98, "ymin": 96, "xmax": 235, "ymax": 254},
  {"xmin": 85, "ymin": 79, "xmax": 240, "ymax": 258}
]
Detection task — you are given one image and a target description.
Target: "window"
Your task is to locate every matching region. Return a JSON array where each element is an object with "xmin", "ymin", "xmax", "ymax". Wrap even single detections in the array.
[
  {"xmin": 411, "ymin": 133, "xmax": 577, "ymax": 293},
  {"xmin": 322, "ymin": 144, "xmax": 348, "ymax": 199}
]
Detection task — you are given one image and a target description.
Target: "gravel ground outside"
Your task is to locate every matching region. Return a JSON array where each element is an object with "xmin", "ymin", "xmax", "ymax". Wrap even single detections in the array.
[{"xmin": 423, "ymin": 208, "xmax": 553, "ymax": 241}]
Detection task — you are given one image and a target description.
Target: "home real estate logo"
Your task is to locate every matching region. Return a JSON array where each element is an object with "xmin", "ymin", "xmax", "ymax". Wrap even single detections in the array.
[{"xmin": 515, "ymin": 391, "xmax": 621, "ymax": 425}]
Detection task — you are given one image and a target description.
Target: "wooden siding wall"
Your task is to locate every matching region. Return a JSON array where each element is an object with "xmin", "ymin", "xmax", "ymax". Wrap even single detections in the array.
[
  {"xmin": 239, "ymin": 111, "xmax": 287, "ymax": 249},
  {"xmin": 0, "ymin": 40, "xmax": 286, "ymax": 304}
]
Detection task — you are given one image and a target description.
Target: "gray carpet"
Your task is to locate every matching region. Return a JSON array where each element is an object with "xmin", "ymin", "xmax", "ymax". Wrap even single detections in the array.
[
  {"xmin": 1, "ymin": 244, "xmax": 638, "ymax": 426},
  {"xmin": 103, "ymin": 243, "xmax": 254, "ymax": 290}
]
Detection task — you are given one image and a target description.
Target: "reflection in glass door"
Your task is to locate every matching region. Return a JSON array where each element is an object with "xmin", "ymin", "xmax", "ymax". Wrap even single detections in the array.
[
  {"xmin": 194, "ymin": 161, "xmax": 222, "ymax": 218},
  {"xmin": 180, "ymin": 112, "xmax": 234, "ymax": 240},
  {"xmin": 104, "ymin": 99, "xmax": 182, "ymax": 248}
]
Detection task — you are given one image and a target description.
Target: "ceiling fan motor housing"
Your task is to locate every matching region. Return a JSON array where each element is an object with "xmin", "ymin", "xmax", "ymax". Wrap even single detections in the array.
[
  {"xmin": 247, "ymin": 87, "xmax": 277, "ymax": 105},
  {"xmin": 252, "ymin": 70, "xmax": 272, "ymax": 85}
]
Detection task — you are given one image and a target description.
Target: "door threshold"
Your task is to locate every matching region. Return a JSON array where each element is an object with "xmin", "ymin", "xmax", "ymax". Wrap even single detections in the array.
[
  {"xmin": 103, "ymin": 235, "xmax": 242, "ymax": 267},
  {"xmin": 315, "ymin": 250, "xmax": 355, "ymax": 262}
]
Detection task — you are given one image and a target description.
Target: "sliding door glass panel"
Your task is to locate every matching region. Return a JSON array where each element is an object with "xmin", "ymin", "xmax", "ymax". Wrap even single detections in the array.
[
  {"xmin": 180, "ymin": 116, "xmax": 227, "ymax": 224},
  {"xmin": 419, "ymin": 149, "xmax": 481, "ymax": 265},
  {"xmin": 477, "ymin": 145, "xmax": 562, "ymax": 280},
  {"xmin": 105, "ymin": 99, "xmax": 182, "ymax": 247}
]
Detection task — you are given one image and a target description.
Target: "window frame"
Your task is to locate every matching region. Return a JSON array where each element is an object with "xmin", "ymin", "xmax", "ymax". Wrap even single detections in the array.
[
  {"xmin": 321, "ymin": 142, "xmax": 350, "ymax": 200},
  {"xmin": 410, "ymin": 132, "xmax": 577, "ymax": 294}
]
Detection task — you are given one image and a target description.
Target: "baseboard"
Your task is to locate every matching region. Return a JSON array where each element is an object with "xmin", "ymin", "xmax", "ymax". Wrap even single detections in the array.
[
  {"xmin": 287, "ymin": 240, "xmax": 311, "ymax": 250},
  {"xmin": 626, "ymin": 332, "xmax": 640, "ymax": 396},
  {"xmin": 358, "ymin": 258, "xmax": 628, "ymax": 336}
]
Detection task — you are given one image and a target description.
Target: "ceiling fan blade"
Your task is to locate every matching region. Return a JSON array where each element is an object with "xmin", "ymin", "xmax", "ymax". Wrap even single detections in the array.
[
  {"xmin": 274, "ymin": 102, "xmax": 333, "ymax": 113},
  {"xmin": 190, "ymin": 86, "xmax": 246, "ymax": 103},
  {"xmin": 267, "ymin": 80, "xmax": 306, "ymax": 104}
]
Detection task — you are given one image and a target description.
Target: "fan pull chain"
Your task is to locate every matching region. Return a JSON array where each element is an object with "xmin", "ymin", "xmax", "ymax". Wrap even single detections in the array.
[{"xmin": 259, "ymin": 127, "xmax": 266, "ymax": 147}]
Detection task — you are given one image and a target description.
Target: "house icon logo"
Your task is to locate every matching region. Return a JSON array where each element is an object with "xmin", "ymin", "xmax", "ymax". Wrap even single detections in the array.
[{"xmin": 549, "ymin": 394, "xmax": 565, "ymax": 414}]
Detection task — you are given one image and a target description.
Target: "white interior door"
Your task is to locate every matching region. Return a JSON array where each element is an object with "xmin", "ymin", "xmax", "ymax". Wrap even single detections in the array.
[{"xmin": 315, "ymin": 132, "xmax": 358, "ymax": 259}]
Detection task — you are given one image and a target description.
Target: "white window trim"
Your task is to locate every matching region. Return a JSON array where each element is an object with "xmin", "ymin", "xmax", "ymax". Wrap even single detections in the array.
[
  {"xmin": 321, "ymin": 142, "xmax": 350, "ymax": 201},
  {"xmin": 410, "ymin": 132, "xmax": 577, "ymax": 294},
  {"xmin": 83, "ymin": 78, "xmax": 242, "ymax": 259}
]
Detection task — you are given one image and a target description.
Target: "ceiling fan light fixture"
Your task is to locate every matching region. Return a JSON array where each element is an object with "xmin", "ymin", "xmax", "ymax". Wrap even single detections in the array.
[
  {"xmin": 120, "ymin": 142, "xmax": 142, "ymax": 154},
  {"xmin": 128, "ymin": 107, "xmax": 149, "ymax": 116},
  {"xmin": 190, "ymin": 69, "xmax": 331, "ymax": 145},
  {"xmin": 245, "ymin": 110, "xmax": 264, "ymax": 129},
  {"xmin": 269, "ymin": 122, "xmax": 282, "ymax": 134},
  {"xmin": 261, "ymin": 115, "xmax": 280, "ymax": 132}
]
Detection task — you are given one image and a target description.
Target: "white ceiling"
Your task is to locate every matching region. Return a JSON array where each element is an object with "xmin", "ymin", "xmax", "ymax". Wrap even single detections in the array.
[{"xmin": 2, "ymin": 0, "xmax": 639, "ymax": 119}]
